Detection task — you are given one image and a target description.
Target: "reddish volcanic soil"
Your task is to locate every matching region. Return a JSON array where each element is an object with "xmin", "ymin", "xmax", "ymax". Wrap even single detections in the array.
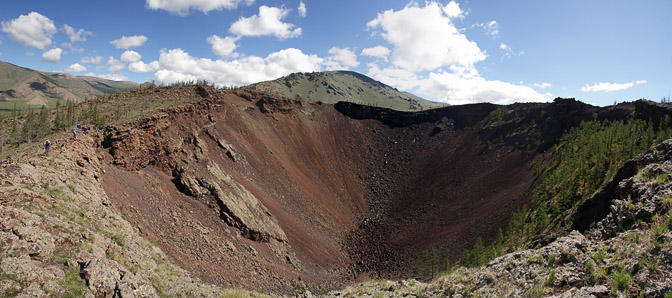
[{"xmin": 97, "ymin": 87, "xmax": 617, "ymax": 293}]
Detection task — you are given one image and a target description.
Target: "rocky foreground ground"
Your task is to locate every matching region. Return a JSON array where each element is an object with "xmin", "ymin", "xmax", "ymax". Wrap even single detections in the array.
[{"xmin": 0, "ymin": 131, "xmax": 269, "ymax": 297}]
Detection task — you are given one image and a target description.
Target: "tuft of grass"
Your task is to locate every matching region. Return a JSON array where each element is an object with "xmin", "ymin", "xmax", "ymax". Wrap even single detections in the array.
[
  {"xmin": 584, "ymin": 261, "xmax": 594, "ymax": 277},
  {"xmin": 591, "ymin": 249, "xmax": 607, "ymax": 263},
  {"xmin": 4, "ymin": 286, "xmax": 21, "ymax": 296},
  {"xmin": 653, "ymin": 173, "xmax": 670, "ymax": 185},
  {"xmin": 646, "ymin": 258, "xmax": 659, "ymax": 271},
  {"xmin": 221, "ymin": 289, "xmax": 252, "ymax": 298},
  {"xmin": 547, "ymin": 254, "xmax": 556, "ymax": 266},
  {"xmin": 610, "ymin": 267, "xmax": 632, "ymax": 293},
  {"xmin": 149, "ymin": 260, "xmax": 179, "ymax": 298},
  {"xmin": 593, "ymin": 267, "xmax": 608, "ymax": 281},
  {"xmin": 625, "ymin": 231, "xmax": 640, "ymax": 243},
  {"xmin": 653, "ymin": 222, "xmax": 669, "ymax": 237},
  {"xmin": 0, "ymin": 271, "xmax": 18, "ymax": 282},
  {"xmin": 60, "ymin": 267, "xmax": 87, "ymax": 298},
  {"xmin": 543, "ymin": 269, "xmax": 555, "ymax": 287},
  {"xmin": 112, "ymin": 233, "xmax": 126, "ymax": 247}
]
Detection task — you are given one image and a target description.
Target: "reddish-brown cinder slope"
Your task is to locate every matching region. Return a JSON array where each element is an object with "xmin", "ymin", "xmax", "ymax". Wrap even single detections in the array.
[{"xmin": 101, "ymin": 89, "xmax": 386, "ymax": 293}]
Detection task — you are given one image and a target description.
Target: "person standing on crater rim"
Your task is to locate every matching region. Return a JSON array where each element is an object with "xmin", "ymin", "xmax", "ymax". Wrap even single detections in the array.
[{"xmin": 44, "ymin": 140, "xmax": 50, "ymax": 156}]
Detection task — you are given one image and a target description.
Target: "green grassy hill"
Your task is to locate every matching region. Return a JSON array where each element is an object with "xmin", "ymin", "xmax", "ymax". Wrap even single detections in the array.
[
  {"xmin": 247, "ymin": 71, "xmax": 446, "ymax": 111},
  {"xmin": 0, "ymin": 61, "xmax": 139, "ymax": 114}
]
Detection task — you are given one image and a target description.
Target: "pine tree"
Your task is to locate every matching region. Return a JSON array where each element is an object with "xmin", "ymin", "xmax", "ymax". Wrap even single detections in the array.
[
  {"xmin": 0, "ymin": 114, "xmax": 5, "ymax": 153},
  {"xmin": 66, "ymin": 100, "xmax": 77, "ymax": 128},
  {"xmin": 423, "ymin": 245, "xmax": 440, "ymax": 278},
  {"xmin": 53, "ymin": 101, "xmax": 64, "ymax": 131},
  {"xmin": 93, "ymin": 102, "xmax": 104, "ymax": 127},
  {"xmin": 37, "ymin": 105, "xmax": 49, "ymax": 138},
  {"xmin": 22, "ymin": 109, "xmax": 36, "ymax": 142},
  {"xmin": 10, "ymin": 102, "xmax": 18, "ymax": 118}
]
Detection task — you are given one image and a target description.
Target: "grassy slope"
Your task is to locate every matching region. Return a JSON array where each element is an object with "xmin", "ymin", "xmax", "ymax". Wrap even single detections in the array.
[
  {"xmin": 0, "ymin": 61, "xmax": 138, "ymax": 114},
  {"xmin": 247, "ymin": 71, "xmax": 446, "ymax": 111}
]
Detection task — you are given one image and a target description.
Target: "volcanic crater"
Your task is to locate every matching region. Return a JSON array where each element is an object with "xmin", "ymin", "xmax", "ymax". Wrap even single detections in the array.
[{"xmin": 96, "ymin": 86, "xmax": 643, "ymax": 293}]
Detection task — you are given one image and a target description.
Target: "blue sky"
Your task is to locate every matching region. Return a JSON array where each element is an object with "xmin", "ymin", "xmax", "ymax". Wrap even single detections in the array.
[{"xmin": 0, "ymin": 0, "xmax": 669, "ymax": 106}]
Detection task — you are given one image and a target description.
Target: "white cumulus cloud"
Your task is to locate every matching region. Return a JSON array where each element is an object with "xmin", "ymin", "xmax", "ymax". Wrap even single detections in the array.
[
  {"xmin": 81, "ymin": 56, "xmax": 104, "ymax": 64},
  {"xmin": 298, "ymin": 1, "xmax": 307, "ymax": 17},
  {"xmin": 324, "ymin": 47, "xmax": 359, "ymax": 70},
  {"xmin": 84, "ymin": 72, "xmax": 129, "ymax": 81},
  {"xmin": 121, "ymin": 50, "xmax": 142, "ymax": 63},
  {"xmin": 366, "ymin": 63, "xmax": 420, "ymax": 91},
  {"xmin": 229, "ymin": 6, "xmax": 301, "ymax": 39},
  {"xmin": 110, "ymin": 35, "xmax": 148, "ymax": 49},
  {"xmin": 207, "ymin": 35, "xmax": 240, "ymax": 58},
  {"xmin": 472, "ymin": 20, "xmax": 499, "ymax": 38},
  {"xmin": 129, "ymin": 60, "xmax": 160, "ymax": 72},
  {"xmin": 366, "ymin": 1, "xmax": 485, "ymax": 72},
  {"xmin": 62, "ymin": 24, "xmax": 93, "ymax": 43},
  {"xmin": 146, "ymin": 0, "xmax": 254, "ymax": 16},
  {"xmin": 534, "ymin": 82, "xmax": 552, "ymax": 89},
  {"xmin": 155, "ymin": 47, "xmax": 322, "ymax": 87},
  {"xmin": 105, "ymin": 56, "xmax": 126, "ymax": 72},
  {"xmin": 442, "ymin": 1, "xmax": 464, "ymax": 19},
  {"xmin": 1, "ymin": 12, "xmax": 57, "ymax": 49},
  {"xmin": 61, "ymin": 42, "xmax": 84, "ymax": 54},
  {"xmin": 366, "ymin": 63, "xmax": 551, "ymax": 105},
  {"xmin": 418, "ymin": 71, "xmax": 551, "ymax": 105},
  {"xmin": 581, "ymin": 80, "xmax": 647, "ymax": 92},
  {"xmin": 362, "ymin": 1, "xmax": 548, "ymax": 105},
  {"xmin": 499, "ymin": 42, "xmax": 522, "ymax": 59},
  {"xmin": 41, "ymin": 48, "xmax": 62, "ymax": 62},
  {"xmin": 64, "ymin": 63, "xmax": 87, "ymax": 73},
  {"xmin": 361, "ymin": 46, "xmax": 391, "ymax": 62}
]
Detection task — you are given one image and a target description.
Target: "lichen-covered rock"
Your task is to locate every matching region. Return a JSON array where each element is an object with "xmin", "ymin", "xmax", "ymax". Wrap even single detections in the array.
[
  {"xmin": 82, "ymin": 258, "xmax": 158, "ymax": 298},
  {"xmin": 1, "ymin": 256, "xmax": 64, "ymax": 285}
]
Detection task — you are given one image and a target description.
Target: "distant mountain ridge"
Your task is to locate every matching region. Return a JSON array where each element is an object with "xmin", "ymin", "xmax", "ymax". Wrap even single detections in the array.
[
  {"xmin": 0, "ymin": 61, "xmax": 139, "ymax": 113},
  {"xmin": 247, "ymin": 70, "xmax": 446, "ymax": 111}
]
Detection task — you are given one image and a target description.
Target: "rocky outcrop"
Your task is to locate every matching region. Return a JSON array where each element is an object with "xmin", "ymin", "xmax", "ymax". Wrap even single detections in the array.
[
  {"xmin": 176, "ymin": 160, "xmax": 287, "ymax": 242},
  {"xmin": 573, "ymin": 139, "xmax": 672, "ymax": 236},
  {"xmin": 81, "ymin": 258, "xmax": 157, "ymax": 298}
]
